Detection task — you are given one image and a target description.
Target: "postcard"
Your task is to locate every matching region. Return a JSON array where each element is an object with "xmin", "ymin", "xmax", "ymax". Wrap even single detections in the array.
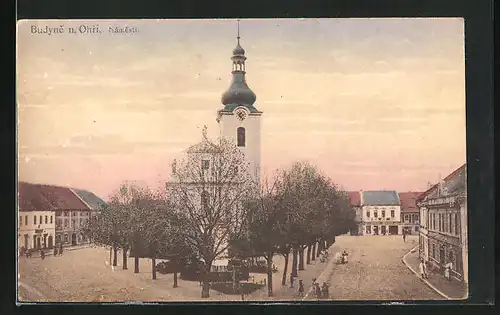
[{"xmin": 16, "ymin": 18, "xmax": 467, "ymax": 302}]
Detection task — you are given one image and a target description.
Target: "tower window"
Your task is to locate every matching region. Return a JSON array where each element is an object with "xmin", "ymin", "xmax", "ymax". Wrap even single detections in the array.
[
  {"xmin": 237, "ymin": 127, "xmax": 246, "ymax": 147},
  {"xmin": 202, "ymin": 160, "xmax": 210, "ymax": 170}
]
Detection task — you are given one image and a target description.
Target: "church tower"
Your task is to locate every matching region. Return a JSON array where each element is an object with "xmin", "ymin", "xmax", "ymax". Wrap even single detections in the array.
[{"xmin": 217, "ymin": 20, "xmax": 262, "ymax": 183}]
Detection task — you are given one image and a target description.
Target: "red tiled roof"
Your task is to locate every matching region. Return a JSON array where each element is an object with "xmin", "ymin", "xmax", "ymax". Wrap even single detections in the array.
[
  {"xmin": 348, "ymin": 191, "xmax": 361, "ymax": 206},
  {"xmin": 398, "ymin": 192, "xmax": 424, "ymax": 213},
  {"xmin": 417, "ymin": 164, "xmax": 466, "ymax": 202},
  {"xmin": 18, "ymin": 182, "xmax": 89, "ymax": 211}
]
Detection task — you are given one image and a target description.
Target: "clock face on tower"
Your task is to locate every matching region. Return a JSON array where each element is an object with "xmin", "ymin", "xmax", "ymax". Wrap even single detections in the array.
[{"xmin": 235, "ymin": 108, "xmax": 247, "ymax": 121}]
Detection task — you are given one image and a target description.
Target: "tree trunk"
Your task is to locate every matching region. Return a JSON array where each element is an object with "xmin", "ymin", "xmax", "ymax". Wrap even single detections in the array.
[
  {"xmin": 291, "ymin": 248, "xmax": 298, "ymax": 277},
  {"xmin": 122, "ymin": 247, "xmax": 128, "ymax": 270},
  {"xmin": 151, "ymin": 257, "xmax": 157, "ymax": 280},
  {"xmin": 298, "ymin": 248, "xmax": 305, "ymax": 270},
  {"xmin": 311, "ymin": 243, "xmax": 316, "ymax": 261},
  {"xmin": 306, "ymin": 245, "xmax": 312, "ymax": 265},
  {"xmin": 134, "ymin": 256, "xmax": 139, "ymax": 273},
  {"xmin": 266, "ymin": 254, "xmax": 274, "ymax": 297},
  {"xmin": 201, "ymin": 265, "xmax": 211, "ymax": 298},
  {"xmin": 316, "ymin": 241, "xmax": 321, "ymax": 257},
  {"xmin": 113, "ymin": 246, "xmax": 118, "ymax": 266},
  {"xmin": 173, "ymin": 272, "xmax": 178, "ymax": 288},
  {"xmin": 109, "ymin": 247, "xmax": 112, "ymax": 264},
  {"xmin": 281, "ymin": 252, "xmax": 289, "ymax": 286}
]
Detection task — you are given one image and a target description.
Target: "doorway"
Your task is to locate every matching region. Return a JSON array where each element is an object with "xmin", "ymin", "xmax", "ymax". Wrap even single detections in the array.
[
  {"xmin": 36, "ymin": 237, "xmax": 41, "ymax": 250},
  {"xmin": 24, "ymin": 234, "xmax": 29, "ymax": 248},
  {"xmin": 71, "ymin": 233, "xmax": 77, "ymax": 246},
  {"xmin": 48, "ymin": 236, "xmax": 53, "ymax": 249},
  {"xmin": 373, "ymin": 226, "xmax": 379, "ymax": 235},
  {"xmin": 381, "ymin": 226, "xmax": 387, "ymax": 235},
  {"xmin": 389, "ymin": 226, "xmax": 398, "ymax": 235},
  {"xmin": 439, "ymin": 245, "xmax": 445, "ymax": 264}
]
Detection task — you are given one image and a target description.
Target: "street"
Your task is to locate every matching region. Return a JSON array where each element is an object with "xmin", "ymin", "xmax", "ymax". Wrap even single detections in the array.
[{"xmin": 17, "ymin": 235, "xmax": 442, "ymax": 302}]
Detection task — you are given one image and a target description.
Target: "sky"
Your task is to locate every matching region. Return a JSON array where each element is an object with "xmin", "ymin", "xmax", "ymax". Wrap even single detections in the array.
[{"xmin": 17, "ymin": 18, "xmax": 466, "ymax": 200}]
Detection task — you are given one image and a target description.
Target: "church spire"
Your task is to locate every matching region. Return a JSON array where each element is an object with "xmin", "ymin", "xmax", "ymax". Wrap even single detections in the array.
[{"xmin": 221, "ymin": 19, "xmax": 257, "ymax": 111}]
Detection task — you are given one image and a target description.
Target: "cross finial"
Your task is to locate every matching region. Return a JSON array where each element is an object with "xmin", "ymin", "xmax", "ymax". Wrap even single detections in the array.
[
  {"xmin": 237, "ymin": 19, "xmax": 240, "ymax": 44},
  {"xmin": 202, "ymin": 125, "xmax": 208, "ymax": 140}
]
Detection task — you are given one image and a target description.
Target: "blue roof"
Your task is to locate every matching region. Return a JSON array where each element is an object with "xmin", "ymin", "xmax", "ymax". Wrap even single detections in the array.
[
  {"xmin": 72, "ymin": 189, "xmax": 107, "ymax": 210},
  {"xmin": 361, "ymin": 190, "xmax": 400, "ymax": 206}
]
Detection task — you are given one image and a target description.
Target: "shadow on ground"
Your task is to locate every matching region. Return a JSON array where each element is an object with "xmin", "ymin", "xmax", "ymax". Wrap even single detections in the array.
[{"xmin": 211, "ymin": 283, "xmax": 265, "ymax": 295}]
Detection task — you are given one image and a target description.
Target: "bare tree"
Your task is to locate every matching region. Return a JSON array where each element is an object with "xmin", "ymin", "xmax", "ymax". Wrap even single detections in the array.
[{"xmin": 167, "ymin": 135, "xmax": 258, "ymax": 298}]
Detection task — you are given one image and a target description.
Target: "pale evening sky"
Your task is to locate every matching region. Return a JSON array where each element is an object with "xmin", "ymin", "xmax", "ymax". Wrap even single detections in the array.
[{"xmin": 17, "ymin": 18, "xmax": 466, "ymax": 200}]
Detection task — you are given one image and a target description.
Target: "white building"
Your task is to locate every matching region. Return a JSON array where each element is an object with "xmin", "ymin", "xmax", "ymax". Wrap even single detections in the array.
[
  {"xmin": 18, "ymin": 182, "xmax": 105, "ymax": 251},
  {"xmin": 418, "ymin": 164, "xmax": 467, "ymax": 283},
  {"xmin": 166, "ymin": 22, "xmax": 261, "ymax": 269},
  {"xmin": 359, "ymin": 190, "xmax": 402, "ymax": 235},
  {"xmin": 216, "ymin": 22, "xmax": 262, "ymax": 184}
]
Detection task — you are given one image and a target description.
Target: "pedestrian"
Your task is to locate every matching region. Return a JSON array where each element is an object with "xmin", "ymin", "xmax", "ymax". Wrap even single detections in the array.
[
  {"xmin": 403, "ymin": 231, "xmax": 406, "ymax": 242},
  {"xmin": 59, "ymin": 243, "xmax": 63, "ymax": 255},
  {"xmin": 321, "ymin": 282, "xmax": 329, "ymax": 299},
  {"xmin": 314, "ymin": 283, "xmax": 321, "ymax": 299},
  {"xmin": 419, "ymin": 259, "xmax": 426, "ymax": 279},
  {"xmin": 298, "ymin": 280, "xmax": 304, "ymax": 297},
  {"xmin": 40, "ymin": 249, "xmax": 45, "ymax": 260},
  {"xmin": 289, "ymin": 273, "xmax": 294, "ymax": 288},
  {"xmin": 444, "ymin": 261, "xmax": 452, "ymax": 281}
]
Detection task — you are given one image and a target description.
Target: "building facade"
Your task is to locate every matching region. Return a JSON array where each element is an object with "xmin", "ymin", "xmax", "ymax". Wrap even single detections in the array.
[
  {"xmin": 18, "ymin": 182, "xmax": 105, "ymax": 251},
  {"xmin": 399, "ymin": 192, "xmax": 423, "ymax": 235},
  {"xmin": 359, "ymin": 190, "xmax": 401, "ymax": 235},
  {"xmin": 418, "ymin": 164, "xmax": 467, "ymax": 283}
]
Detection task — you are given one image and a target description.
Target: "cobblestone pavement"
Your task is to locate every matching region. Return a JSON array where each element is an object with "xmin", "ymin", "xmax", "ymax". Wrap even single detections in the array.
[
  {"xmin": 301, "ymin": 235, "xmax": 443, "ymax": 301},
  {"xmin": 17, "ymin": 236, "xmax": 444, "ymax": 302},
  {"xmin": 403, "ymin": 247, "xmax": 468, "ymax": 299}
]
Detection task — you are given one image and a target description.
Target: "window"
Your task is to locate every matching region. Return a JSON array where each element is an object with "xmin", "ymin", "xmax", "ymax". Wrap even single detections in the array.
[
  {"xmin": 391, "ymin": 210, "xmax": 395, "ymax": 218},
  {"xmin": 455, "ymin": 213, "xmax": 460, "ymax": 235},
  {"xmin": 64, "ymin": 211, "xmax": 69, "ymax": 216},
  {"xmin": 404, "ymin": 214, "xmax": 409, "ymax": 222},
  {"xmin": 366, "ymin": 211, "xmax": 370, "ymax": 218},
  {"xmin": 25, "ymin": 215, "xmax": 28, "ymax": 225},
  {"xmin": 64, "ymin": 234, "xmax": 69, "ymax": 243},
  {"xmin": 366, "ymin": 225, "xmax": 371, "ymax": 234},
  {"xmin": 39, "ymin": 215, "xmax": 42, "ymax": 224},
  {"xmin": 431, "ymin": 244, "xmax": 436, "ymax": 258},
  {"xmin": 56, "ymin": 211, "xmax": 61, "ymax": 216},
  {"xmin": 64, "ymin": 219, "xmax": 69, "ymax": 228},
  {"xmin": 374, "ymin": 211, "xmax": 378, "ymax": 218},
  {"xmin": 19, "ymin": 216, "xmax": 22, "ymax": 227},
  {"xmin": 45, "ymin": 216, "xmax": 48, "ymax": 224},
  {"xmin": 237, "ymin": 127, "xmax": 246, "ymax": 147},
  {"xmin": 381, "ymin": 210, "xmax": 386, "ymax": 218},
  {"xmin": 50, "ymin": 216, "xmax": 53, "ymax": 224},
  {"xmin": 201, "ymin": 159, "xmax": 209, "ymax": 170},
  {"xmin": 34, "ymin": 215, "xmax": 37, "ymax": 225}
]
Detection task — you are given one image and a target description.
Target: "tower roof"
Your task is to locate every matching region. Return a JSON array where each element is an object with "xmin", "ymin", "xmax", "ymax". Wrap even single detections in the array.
[{"xmin": 220, "ymin": 20, "xmax": 258, "ymax": 112}]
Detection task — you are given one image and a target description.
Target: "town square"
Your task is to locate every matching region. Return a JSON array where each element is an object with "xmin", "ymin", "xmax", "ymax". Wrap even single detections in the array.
[{"xmin": 17, "ymin": 18, "xmax": 467, "ymax": 302}]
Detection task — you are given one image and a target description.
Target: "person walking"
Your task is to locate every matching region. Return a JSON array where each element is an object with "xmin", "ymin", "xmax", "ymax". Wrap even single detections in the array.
[
  {"xmin": 402, "ymin": 230, "xmax": 406, "ymax": 242},
  {"xmin": 59, "ymin": 243, "xmax": 63, "ymax": 255},
  {"xmin": 314, "ymin": 283, "xmax": 321, "ymax": 299},
  {"xmin": 297, "ymin": 280, "xmax": 304, "ymax": 297},
  {"xmin": 321, "ymin": 282, "xmax": 329, "ymax": 299},
  {"xmin": 419, "ymin": 259, "xmax": 426, "ymax": 279}
]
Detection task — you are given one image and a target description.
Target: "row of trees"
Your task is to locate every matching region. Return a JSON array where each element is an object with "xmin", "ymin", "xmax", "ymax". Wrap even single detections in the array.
[{"xmin": 84, "ymin": 137, "xmax": 355, "ymax": 298}]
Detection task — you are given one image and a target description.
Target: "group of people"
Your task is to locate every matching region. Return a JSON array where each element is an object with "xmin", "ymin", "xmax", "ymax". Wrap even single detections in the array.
[
  {"xmin": 419, "ymin": 258, "xmax": 454, "ymax": 281},
  {"xmin": 319, "ymin": 250, "xmax": 329, "ymax": 263},
  {"xmin": 291, "ymin": 276, "xmax": 330, "ymax": 299},
  {"xmin": 19, "ymin": 243, "xmax": 64, "ymax": 259}
]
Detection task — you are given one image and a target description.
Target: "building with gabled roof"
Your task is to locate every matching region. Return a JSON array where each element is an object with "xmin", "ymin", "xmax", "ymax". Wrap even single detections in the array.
[
  {"xmin": 17, "ymin": 182, "xmax": 104, "ymax": 252},
  {"xmin": 417, "ymin": 164, "xmax": 467, "ymax": 284},
  {"xmin": 399, "ymin": 191, "xmax": 424, "ymax": 235}
]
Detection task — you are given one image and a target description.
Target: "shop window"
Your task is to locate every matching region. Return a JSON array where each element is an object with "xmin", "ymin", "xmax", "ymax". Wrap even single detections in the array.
[
  {"xmin": 64, "ymin": 234, "xmax": 69, "ymax": 243},
  {"xmin": 366, "ymin": 225, "xmax": 371, "ymax": 234}
]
